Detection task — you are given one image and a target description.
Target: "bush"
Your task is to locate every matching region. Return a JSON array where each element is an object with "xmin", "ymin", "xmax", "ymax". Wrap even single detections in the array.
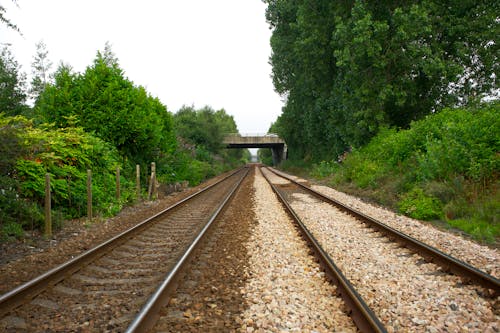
[
  {"xmin": 1, "ymin": 114, "xmax": 135, "ymax": 235},
  {"xmin": 306, "ymin": 102, "xmax": 499, "ymax": 241},
  {"xmin": 397, "ymin": 187, "xmax": 442, "ymax": 220},
  {"xmin": 311, "ymin": 160, "xmax": 337, "ymax": 178},
  {"xmin": 1, "ymin": 222, "xmax": 24, "ymax": 240}
]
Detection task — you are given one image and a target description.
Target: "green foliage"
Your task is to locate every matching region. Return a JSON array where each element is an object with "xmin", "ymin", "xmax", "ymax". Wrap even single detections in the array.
[
  {"xmin": 1, "ymin": 222, "xmax": 24, "ymax": 240},
  {"xmin": 264, "ymin": 0, "xmax": 499, "ymax": 160},
  {"xmin": 258, "ymin": 148, "xmax": 273, "ymax": 166},
  {"xmin": 0, "ymin": 47, "xmax": 30, "ymax": 117},
  {"xmin": 1, "ymin": 43, "xmax": 246, "ymax": 241},
  {"xmin": 0, "ymin": 114, "xmax": 135, "ymax": 237},
  {"xmin": 307, "ymin": 102, "xmax": 499, "ymax": 242},
  {"xmin": 398, "ymin": 187, "xmax": 442, "ymax": 220},
  {"xmin": 174, "ymin": 105, "xmax": 237, "ymax": 155},
  {"xmin": 170, "ymin": 105, "xmax": 247, "ymax": 184},
  {"xmin": 311, "ymin": 161, "xmax": 336, "ymax": 179},
  {"xmin": 447, "ymin": 218, "xmax": 499, "ymax": 243},
  {"xmin": 36, "ymin": 45, "xmax": 176, "ymax": 165}
]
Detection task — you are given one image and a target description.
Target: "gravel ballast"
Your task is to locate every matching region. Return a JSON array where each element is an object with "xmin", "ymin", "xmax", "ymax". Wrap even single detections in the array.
[
  {"xmin": 264, "ymin": 168, "xmax": 499, "ymax": 332},
  {"xmin": 2, "ymin": 165, "xmax": 498, "ymax": 332},
  {"xmin": 310, "ymin": 183, "xmax": 499, "ymax": 277},
  {"xmin": 239, "ymin": 168, "xmax": 357, "ymax": 332}
]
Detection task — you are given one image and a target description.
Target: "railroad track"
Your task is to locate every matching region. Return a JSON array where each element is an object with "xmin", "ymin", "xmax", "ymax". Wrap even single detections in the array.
[
  {"xmin": 0, "ymin": 167, "xmax": 249, "ymax": 332},
  {"xmin": 261, "ymin": 166, "xmax": 499, "ymax": 332}
]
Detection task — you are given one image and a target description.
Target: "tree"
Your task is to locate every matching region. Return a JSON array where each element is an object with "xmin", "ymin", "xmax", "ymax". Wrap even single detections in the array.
[
  {"xmin": 36, "ymin": 45, "xmax": 176, "ymax": 165},
  {"xmin": 174, "ymin": 105, "xmax": 236, "ymax": 155},
  {"xmin": 264, "ymin": 0, "xmax": 499, "ymax": 162},
  {"xmin": 30, "ymin": 40, "xmax": 53, "ymax": 103},
  {"xmin": 174, "ymin": 105, "xmax": 245, "ymax": 162},
  {"xmin": 0, "ymin": 46, "xmax": 28, "ymax": 116}
]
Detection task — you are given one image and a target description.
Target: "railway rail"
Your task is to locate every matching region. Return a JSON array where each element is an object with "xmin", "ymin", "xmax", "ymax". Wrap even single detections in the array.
[
  {"xmin": 0, "ymin": 167, "xmax": 249, "ymax": 332},
  {"xmin": 262, "ymin": 166, "xmax": 499, "ymax": 332},
  {"xmin": 1, "ymin": 164, "xmax": 498, "ymax": 332},
  {"xmin": 264, "ymin": 166, "xmax": 500, "ymax": 294},
  {"xmin": 261, "ymin": 167, "xmax": 387, "ymax": 333}
]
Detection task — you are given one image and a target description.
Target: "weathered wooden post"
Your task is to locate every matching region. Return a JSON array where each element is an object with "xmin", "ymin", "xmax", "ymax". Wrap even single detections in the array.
[
  {"xmin": 44, "ymin": 173, "xmax": 52, "ymax": 237},
  {"xmin": 87, "ymin": 169, "xmax": 92, "ymax": 220},
  {"xmin": 152, "ymin": 162, "xmax": 157, "ymax": 199},
  {"xmin": 136, "ymin": 164, "xmax": 141, "ymax": 200},
  {"xmin": 116, "ymin": 167, "xmax": 120, "ymax": 200},
  {"xmin": 147, "ymin": 162, "xmax": 156, "ymax": 200}
]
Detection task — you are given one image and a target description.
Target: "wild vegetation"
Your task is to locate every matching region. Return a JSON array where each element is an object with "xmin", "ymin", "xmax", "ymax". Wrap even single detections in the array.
[
  {"xmin": 263, "ymin": 1, "xmax": 499, "ymax": 242},
  {"xmin": 0, "ymin": 40, "xmax": 246, "ymax": 240},
  {"xmin": 310, "ymin": 103, "xmax": 499, "ymax": 242}
]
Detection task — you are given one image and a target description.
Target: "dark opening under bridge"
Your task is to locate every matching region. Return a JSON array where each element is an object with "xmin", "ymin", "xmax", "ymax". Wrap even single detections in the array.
[{"xmin": 223, "ymin": 134, "xmax": 288, "ymax": 165}]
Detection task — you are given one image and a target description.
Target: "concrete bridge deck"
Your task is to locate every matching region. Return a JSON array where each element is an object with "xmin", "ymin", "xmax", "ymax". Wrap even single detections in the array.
[{"xmin": 223, "ymin": 134, "xmax": 287, "ymax": 165}]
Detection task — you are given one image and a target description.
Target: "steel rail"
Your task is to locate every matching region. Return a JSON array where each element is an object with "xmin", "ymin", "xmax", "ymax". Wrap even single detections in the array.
[
  {"xmin": 126, "ymin": 167, "xmax": 249, "ymax": 332},
  {"xmin": 260, "ymin": 167, "xmax": 387, "ymax": 333},
  {"xmin": 0, "ymin": 167, "xmax": 245, "ymax": 317},
  {"xmin": 266, "ymin": 167, "xmax": 500, "ymax": 295}
]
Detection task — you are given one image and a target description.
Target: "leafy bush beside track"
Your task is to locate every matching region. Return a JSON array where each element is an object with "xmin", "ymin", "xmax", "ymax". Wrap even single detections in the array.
[
  {"xmin": 306, "ymin": 102, "xmax": 499, "ymax": 242},
  {"xmin": 0, "ymin": 114, "xmax": 134, "ymax": 240},
  {"xmin": 0, "ymin": 44, "xmax": 247, "ymax": 240}
]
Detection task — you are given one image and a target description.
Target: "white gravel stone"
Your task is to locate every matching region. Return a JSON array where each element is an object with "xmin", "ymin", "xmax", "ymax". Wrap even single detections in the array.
[
  {"xmin": 239, "ymin": 168, "xmax": 357, "ymax": 332},
  {"xmin": 309, "ymin": 183, "xmax": 500, "ymax": 278},
  {"xmin": 265, "ymin": 168, "xmax": 499, "ymax": 333}
]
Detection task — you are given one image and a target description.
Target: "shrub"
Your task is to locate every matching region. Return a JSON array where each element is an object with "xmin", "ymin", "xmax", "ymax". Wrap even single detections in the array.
[
  {"xmin": 311, "ymin": 160, "xmax": 337, "ymax": 178},
  {"xmin": 1, "ymin": 114, "xmax": 135, "ymax": 234},
  {"xmin": 398, "ymin": 187, "xmax": 442, "ymax": 220},
  {"xmin": 1, "ymin": 222, "xmax": 24, "ymax": 240}
]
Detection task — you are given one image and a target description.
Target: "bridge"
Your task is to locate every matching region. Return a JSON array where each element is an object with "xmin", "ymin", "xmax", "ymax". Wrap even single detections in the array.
[{"xmin": 223, "ymin": 133, "xmax": 288, "ymax": 165}]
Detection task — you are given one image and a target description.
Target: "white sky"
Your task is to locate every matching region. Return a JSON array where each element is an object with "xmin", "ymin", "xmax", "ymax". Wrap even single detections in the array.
[{"xmin": 0, "ymin": 0, "xmax": 283, "ymax": 134}]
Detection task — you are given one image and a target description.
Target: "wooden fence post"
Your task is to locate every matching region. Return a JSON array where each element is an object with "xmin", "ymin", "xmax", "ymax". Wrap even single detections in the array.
[
  {"xmin": 116, "ymin": 167, "xmax": 120, "ymax": 200},
  {"xmin": 148, "ymin": 162, "xmax": 156, "ymax": 200},
  {"xmin": 44, "ymin": 173, "xmax": 52, "ymax": 237},
  {"xmin": 87, "ymin": 169, "xmax": 92, "ymax": 220},
  {"xmin": 136, "ymin": 164, "xmax": 141, "ymax": 200},
  {"xmin": 152, "ymin": 162, "xmax": 157, "ymax": 199}
]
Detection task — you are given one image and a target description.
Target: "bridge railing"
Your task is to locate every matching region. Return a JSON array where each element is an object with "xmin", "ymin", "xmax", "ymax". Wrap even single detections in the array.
[
  {"xmin": 223, "ymin": 133, "xmax": 285, "ymax": 145},
  {"xmin": 224, "ymin": 133, "xmax": 280, "ymax": 138}
]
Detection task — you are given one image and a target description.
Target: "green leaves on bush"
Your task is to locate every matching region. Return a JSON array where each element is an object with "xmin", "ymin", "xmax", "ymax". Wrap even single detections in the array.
[
  {"xmin": 0, "ymin": 114, "xmax": 132, "ymax": 233},
  {"xmin": 36, "ymin": 46, "xmax": 176, "ymax": 165},
  {"xmin": 308, "ymin": 102, "xmax": 499, "ymax": 241},
  {"xmin": 398, "ymin": 188, "xmax": 442, "ymax": 220}
]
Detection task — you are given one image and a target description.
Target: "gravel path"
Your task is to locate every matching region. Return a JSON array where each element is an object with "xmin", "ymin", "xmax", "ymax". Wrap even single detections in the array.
[
  {"xmin": 264, "ymin": 168, "xmax": 499, "ymax": 332},
  {"xmin": 239, "ymin": 168, "xmax": 357, "ymax": 332}
]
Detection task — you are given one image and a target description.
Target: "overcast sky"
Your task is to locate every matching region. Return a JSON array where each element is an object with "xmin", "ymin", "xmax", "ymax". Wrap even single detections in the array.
[{"xmin": 1, "ymin": 0, "xmax": 283, "ymax": 134}]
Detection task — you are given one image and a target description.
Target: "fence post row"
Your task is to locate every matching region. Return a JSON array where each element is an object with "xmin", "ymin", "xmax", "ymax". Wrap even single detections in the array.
[{"xmin": 44, "ymin": 163, "xmax": 160, "ymax": 228}]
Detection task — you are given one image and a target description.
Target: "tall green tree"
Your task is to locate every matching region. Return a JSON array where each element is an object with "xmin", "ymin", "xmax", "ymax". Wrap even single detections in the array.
[
  {"xmin": 36, "ymin": 45, "xmax": 176, "ymax": 165},
  {"xmin": 0, "ymin": 46, "xmax": 28, "ymax": 116},
  {"xmin": 174, "ymin": 105, "xmax": 239, "ymax": 155},
  {"xmin": 264, "ymin": 0, "xmax": 499, "ymax": 161}
]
